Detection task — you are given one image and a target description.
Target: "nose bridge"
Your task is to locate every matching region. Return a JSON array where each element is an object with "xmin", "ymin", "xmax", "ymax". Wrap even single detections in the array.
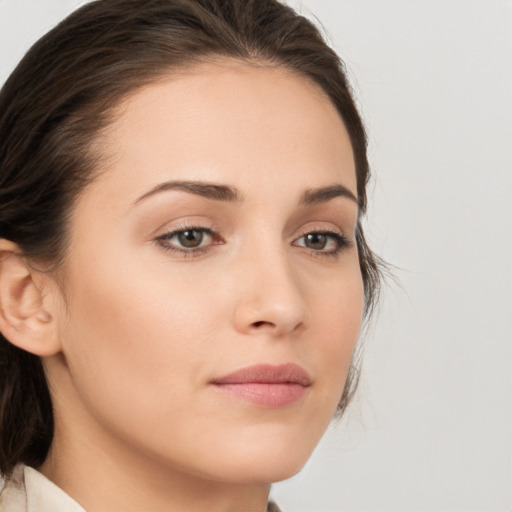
[{"xmin": 232, "ymin": 228, "xmax": 308, "ymax": 337}]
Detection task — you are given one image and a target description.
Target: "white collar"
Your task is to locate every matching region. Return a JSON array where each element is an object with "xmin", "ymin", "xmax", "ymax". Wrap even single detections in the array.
[{"xmin": 0, "ymin": 465, "xmax": 85, "ymax": 512}]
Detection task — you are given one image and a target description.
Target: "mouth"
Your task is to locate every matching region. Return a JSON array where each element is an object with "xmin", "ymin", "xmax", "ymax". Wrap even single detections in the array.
[{"xmin": 210, "ymin": 363, "xmax": 312, "ymax": 408}]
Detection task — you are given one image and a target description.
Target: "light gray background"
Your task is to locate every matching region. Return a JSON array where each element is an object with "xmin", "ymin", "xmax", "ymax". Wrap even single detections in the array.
[{"xmin": 1, "ymin": 1, "xmax": 511, "ymax": 511}]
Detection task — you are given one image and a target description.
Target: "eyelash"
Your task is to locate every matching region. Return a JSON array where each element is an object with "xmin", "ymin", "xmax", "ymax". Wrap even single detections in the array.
[{"xmin": 154, "ymin": 224, "xmax": 353, "ymax": 259}]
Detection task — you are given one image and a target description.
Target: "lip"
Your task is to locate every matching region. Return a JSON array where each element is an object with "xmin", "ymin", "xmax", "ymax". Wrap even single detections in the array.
[{"xmin": 210, "ymin": 363, "xmax": 312, "ymax": 408}]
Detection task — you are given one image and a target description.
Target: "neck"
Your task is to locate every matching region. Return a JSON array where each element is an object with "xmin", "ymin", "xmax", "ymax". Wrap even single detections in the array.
[
  {"xmin": 39, "ymin": 395, "xmax": 271, "ymax": 512},
  {"xmin": 40, "ymin": 432, "xmax": 271, "ymax": 512}
]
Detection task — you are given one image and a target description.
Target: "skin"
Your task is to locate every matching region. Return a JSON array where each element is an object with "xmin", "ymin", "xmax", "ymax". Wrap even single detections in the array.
[{"xmin": 16, "ymin": 60, "xmax": 363, "ymax": 511}]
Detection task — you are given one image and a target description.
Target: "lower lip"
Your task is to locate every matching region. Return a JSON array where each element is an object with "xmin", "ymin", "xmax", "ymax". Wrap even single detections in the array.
[{"xmin": 212, "ymin": 382, "xmax": 308, "ymax": 408}]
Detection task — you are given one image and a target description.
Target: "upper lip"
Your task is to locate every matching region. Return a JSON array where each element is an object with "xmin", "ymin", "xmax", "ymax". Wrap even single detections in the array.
[{"xmin": 211, "ymin": 363, "xmax": 312, "ymax": 386}]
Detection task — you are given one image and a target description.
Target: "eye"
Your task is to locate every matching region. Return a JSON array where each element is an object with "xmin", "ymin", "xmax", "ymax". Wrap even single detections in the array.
[
  {"xmin": 173, "ymin": 229, "xmax": 207, "ymax": 248},
  {"xmin": 155, "ymin": 225, "xmax": 352, "ymax": 259},
  {"xmin": 293, "ymin": 230, "xmax": 352, "ymax": 258},
  {"xmin": 155, "ymin": 225, "xmax": 219, "ymax": 256}
]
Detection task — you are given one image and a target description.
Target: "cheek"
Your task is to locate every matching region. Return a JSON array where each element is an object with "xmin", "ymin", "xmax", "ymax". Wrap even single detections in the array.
[
  {"xmin": 307, "ymin": 262, "xmax": 364, "ymax": 393},
  {"xmin": 57, "ymin": 247, "xmax": 222, "ymax": 420}
]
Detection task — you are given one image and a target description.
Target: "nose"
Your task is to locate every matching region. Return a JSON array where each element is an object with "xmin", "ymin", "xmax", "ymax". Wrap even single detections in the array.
[{"xmin": 231, "ymin": 244, "xmax": 308, "ymax": 338}]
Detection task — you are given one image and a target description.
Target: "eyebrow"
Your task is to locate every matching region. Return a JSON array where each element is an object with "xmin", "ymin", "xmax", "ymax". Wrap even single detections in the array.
[{"xmin": 133, "ymin": 180, "xmax": 358, "ymax": 207}]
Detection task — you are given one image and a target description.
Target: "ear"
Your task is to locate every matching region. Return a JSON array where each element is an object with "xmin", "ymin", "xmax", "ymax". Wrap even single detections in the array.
[{"xmin": 0, "ymin": 239, "xmax": 62, "ymax": 356}]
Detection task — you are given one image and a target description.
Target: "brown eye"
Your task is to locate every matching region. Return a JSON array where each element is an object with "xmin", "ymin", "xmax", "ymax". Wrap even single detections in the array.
[
  {"xmin": 304, "ymin": 233, "xmax": 328, "ymax": 250},
  {"xmin": 293, "ymin": 230, "xmax": 351, "ymax": 258},
  {"xmin": 155, "ymin": 226, "xmax": 218, "ymax": 256},
  {"xmin": 177, "ymin": 230, "xmax": 204, "ymax": 248}
]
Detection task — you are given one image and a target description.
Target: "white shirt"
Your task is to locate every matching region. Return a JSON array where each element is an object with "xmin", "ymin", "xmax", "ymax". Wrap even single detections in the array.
[
  {"xmin": 0, "ymin": 465, "xmax": 85, "ymax": 512},
  {"xmin": 0, "ymin": 465, "xmax": 282, "ymax": 512}
]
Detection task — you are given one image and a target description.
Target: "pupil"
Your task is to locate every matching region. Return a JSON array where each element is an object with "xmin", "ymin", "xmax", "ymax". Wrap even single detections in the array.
[
  {"xmin": 178, "ymin": 230, "xmax": 203, "ymax": 248},
  {"xmin": 306, "ymin": 233, "xmax": 326, "ymax": 250}
]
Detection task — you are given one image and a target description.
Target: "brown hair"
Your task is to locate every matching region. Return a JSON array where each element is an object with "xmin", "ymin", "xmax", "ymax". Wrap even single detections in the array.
[{"xmin": 0, "ymin": 0, "xmax": 382, "ymax": 476}]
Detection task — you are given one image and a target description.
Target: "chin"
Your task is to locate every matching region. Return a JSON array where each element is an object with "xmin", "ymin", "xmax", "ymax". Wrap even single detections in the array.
[
  {"xmin": 252, "ymin": 458, "xmax": 308, "ymax": 484},
  {"xmin": 211, "ymin": 454, "xmax": 310, "ymax": 485},
  {"xmin": 200, "ymin": 428, "xmax": 321, "ymax": 485}
]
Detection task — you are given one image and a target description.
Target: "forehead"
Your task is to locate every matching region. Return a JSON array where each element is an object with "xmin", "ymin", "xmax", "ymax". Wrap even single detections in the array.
[{"xmin": 87, "ymin": 60, "xmax": 356, "ymax": 208}]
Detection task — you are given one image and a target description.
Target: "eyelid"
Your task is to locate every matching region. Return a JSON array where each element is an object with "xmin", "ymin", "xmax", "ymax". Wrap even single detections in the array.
[
  {"xmin": 154, "ymin": 223, "xmax": 222, "ymax": 255},
  {"xmin": 292, "ymin": 222, "xmax": 347, "ymax": 243},
  {"xmin": 293, "ymin": 228, "xmax": 353, "ymax": 256}
]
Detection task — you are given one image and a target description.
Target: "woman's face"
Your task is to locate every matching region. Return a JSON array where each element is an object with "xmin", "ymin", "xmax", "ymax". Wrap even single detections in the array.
[{"xmin": 46, "ymin": 60, "xmax": 364, "ymax": 484}]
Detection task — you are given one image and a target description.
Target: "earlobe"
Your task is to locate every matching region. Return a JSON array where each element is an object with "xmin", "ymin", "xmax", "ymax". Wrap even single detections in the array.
[{"xmin": 0, "ymin": 239, "xmax": 62, "ymax": 356}]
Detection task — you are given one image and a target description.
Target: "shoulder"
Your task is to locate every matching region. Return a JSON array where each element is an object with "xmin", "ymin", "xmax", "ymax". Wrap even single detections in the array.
[
  {"xmin": 0, "ymin": 465, "xmax": 28, "ymax": 511},
  {"xmin": 0, "ymin": 465, "xmax": 84, "ymax": 512}
]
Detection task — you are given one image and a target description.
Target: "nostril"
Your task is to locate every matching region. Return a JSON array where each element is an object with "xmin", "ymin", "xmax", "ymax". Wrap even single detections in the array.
[{"xmin": 252, "ymin": 321, "xmax": 269, "ymax": 328}]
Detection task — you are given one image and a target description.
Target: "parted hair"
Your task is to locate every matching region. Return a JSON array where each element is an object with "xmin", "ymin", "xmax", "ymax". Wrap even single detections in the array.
[{"xmin": 0, "ymin": 0, "xmax": 382, "ymax": 477}]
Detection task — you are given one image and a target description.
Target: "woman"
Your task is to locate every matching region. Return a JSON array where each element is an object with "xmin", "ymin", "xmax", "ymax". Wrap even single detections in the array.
[{"xmin": 0, "ymin": 0, "xmax": 382, "ymax": 510}]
